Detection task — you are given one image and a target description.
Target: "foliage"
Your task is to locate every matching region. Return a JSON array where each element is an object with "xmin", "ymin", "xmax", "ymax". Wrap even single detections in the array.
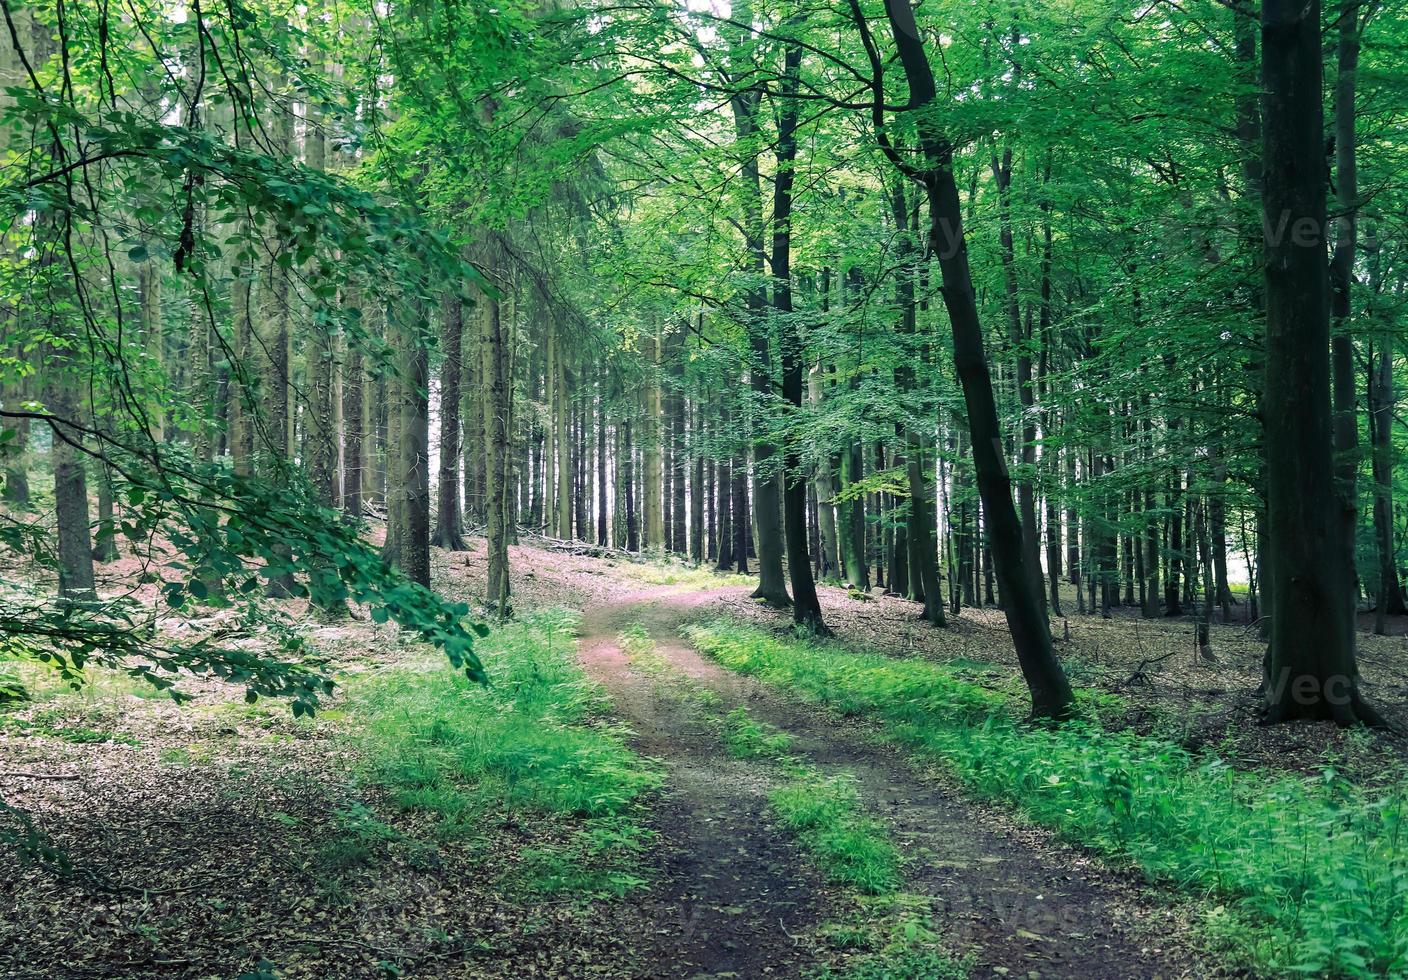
[
  {"xmin": 687, "ymin": 619, "xmax": 1408, "ymax": 977},
  {"xmin": 2, "ymin": 445, "xmax": 487, "ymax": 710},
  {"xmin": 812, "ymin": 893, "xmax": 972, "ymax": 980}
]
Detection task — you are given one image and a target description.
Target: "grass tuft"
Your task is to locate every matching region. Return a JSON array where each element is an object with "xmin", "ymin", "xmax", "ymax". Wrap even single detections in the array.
[
  {"xmin": 770, "ymin": 768, "xmax": 902, "ymax": 896},
  {"xmin": 720, "ymin": 706, "xmax": 793, "ymax": 759}
]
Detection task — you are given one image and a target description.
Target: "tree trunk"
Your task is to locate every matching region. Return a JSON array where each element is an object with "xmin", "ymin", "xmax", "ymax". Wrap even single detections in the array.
[
  {"xmin": 623, "ymin": 416, "xmax": 639, "ymax": 552},
  {"xmin": 670, "ymin": 371, "xmax": 687, "ymax": 555},
  {"xmin": 342, "ymin": 287, "xmax": 365, "ymax": 521},
  {"xmin": 839, "ymin": 443, "xmax": 868, "ymax": 590},
  {"xmin": 715, "ymin": 420, "xmax": 734, "ymax": 570},
  {"xmin": 394, "ymin": 304, "xmax": 431, "ymax": 588},
  {"xmin": 484, "ymin": 288, "xmax": 512, "ymax": 613},
  {"xmin": 432, "ymin": 296, "xmax": 467, "ymax": 550},
  {"xmin": 690, "ymin": 400, "xmax": 704, "ymax": 563},
  {"xmin": 1370, "ymin": 336, "xmax": 1405, "ymax": 628},
  {"xmin": 728, "ymin": 76, "xmax": 788, "ymax": 605},
  {"xmin": 644, "ymin": 333, "xmax": 664, "ymax": 550},
  {"xmin": 772, "ymin": 39, "xmax": 823, "ymax": 628},
  {"xmin": 854, "ymin": 0, "xmax": 1072, "ymax": 717},
  {"xmin": 1261, "ymin": 0, "xmax": 1379, "ymax": 725},
  {"xmin": 732, "ymin": 452, "xmax": 750, "ymax": 575}
]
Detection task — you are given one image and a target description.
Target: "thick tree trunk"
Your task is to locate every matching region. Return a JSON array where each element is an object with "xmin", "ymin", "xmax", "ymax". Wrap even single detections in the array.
[
  {"xmin": 392, "ymin": 304, "xmax": 431, "ymax": 588},
  {"xmin": 1261, "ymin": 0, "xmax": 1379, "ymax": 725},
  {"xmin": 47, "ymin": 376, "xmax": 95, "ymax": 599},
  {"xmin": 728, "ymin": 81, "xmax": 788, "ymax": 604}
]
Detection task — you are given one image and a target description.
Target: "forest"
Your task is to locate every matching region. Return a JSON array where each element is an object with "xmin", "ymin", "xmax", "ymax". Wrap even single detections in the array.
[{"xmin": 1, "ymin": 0, "xmax": 1407, "ymax": 976}]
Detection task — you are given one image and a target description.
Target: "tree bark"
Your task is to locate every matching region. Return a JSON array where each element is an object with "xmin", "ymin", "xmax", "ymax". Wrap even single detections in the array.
[{"xmin": 432, "ymin": 296, "xmax": 467, "ymax": 550}]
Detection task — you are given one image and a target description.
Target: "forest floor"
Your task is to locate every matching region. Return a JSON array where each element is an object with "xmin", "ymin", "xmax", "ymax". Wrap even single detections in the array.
[{"xmin": 3, "ymin": 536, "xmax": 1404, "ymax": 978}]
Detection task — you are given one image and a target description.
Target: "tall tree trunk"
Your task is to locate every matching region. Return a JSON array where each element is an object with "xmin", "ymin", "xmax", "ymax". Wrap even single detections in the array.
[
  {"xmin": 715, "ymin": 414, "xmax": 734, "ymax": 571},
  {"xmin": 484, "ymin": 286, "xmax": 512, "ymax": 613},
  {"xmin": 47, "ymin": 346, "xmax": 95, "ymax": 599},
  {"xmin": 772, "ymin": 37, "xmax": 823, "ymax": 628},
  {"xmin": 598, "ymin": 368, "xmax": 609, "ymax": 547},
  {"xmin": 644, "ymin": 332, "xmax": 664, "ymax": 550},
  {"xmin": 838, "ymin": 443, "xmax": 868, "ymax": 590},
  {"xmin": 393, "ymin": 303, "xmax": 431, "ymax": 588},
  {"xmin": 853, "ymin": 0, "xmax": 1072, "ymax": 717},
  {"xmin": 1261, "ymin": 0, "xmax": 1379, "ymax": 725},
  {"xmin": 1329, "ymin": 0, "xmax": 1363, "ymax": 643},
  {"xmin": 556, "ymin": 331, "xmax": 572, "ymax": 541},
  {"xmin": 624, "ymin": 416, "xmax": 639, "ymax": 552},
  {"xmin": 690, "ymin": 400, "xmax": 704, "ymax": 563},
  {"xmin": 729, "ymin": 71, "xmax": 789, "ymax": 605},
  {"xmin": 670, "ymin": 368, "xmax": 687, "ymax": 555},
  {"xmin": 732, "ymin": 452, "xmax": 751, "ymax": 575},
  {"xmin": 1369, "ymin": 331, "xmax": 1405, "ymax": 628},
  {"xmin": 342, "ymin": 284, "xmax": 365, "ymax": 520},
  {"xmin": 809, "ymin": 363, "xmax": 840, "ymax": 579}
]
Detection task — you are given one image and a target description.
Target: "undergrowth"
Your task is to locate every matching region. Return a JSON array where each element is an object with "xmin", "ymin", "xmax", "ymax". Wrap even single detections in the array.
[
  {"xmin": 685, "ymin": 618, "xmax": 1408, "ymax": 977},
  {"xmin": 346, "ymin": 609, "xmax": 660, "ymax": 898}
]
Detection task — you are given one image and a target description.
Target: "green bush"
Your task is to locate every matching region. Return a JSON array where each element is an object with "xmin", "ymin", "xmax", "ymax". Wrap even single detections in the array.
[{"xmin": 685, "ymin": 619, "xmax": 1408, "ymax": 977}]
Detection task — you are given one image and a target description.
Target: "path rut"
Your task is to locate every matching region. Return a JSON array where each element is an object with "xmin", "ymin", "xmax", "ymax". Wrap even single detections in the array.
[{"xmin": 579, "ymin": 592, "xmax": 829, "ymax": 979}]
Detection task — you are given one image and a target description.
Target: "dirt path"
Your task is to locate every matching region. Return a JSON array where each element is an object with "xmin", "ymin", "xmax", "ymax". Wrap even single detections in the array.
[
  {"xmin": 579, "ymin": 590, "xmax": 831, "ymax": 980},
  {"xmin": 580, "ymin": 583, "xmax": 1203, "ymax": 980}
]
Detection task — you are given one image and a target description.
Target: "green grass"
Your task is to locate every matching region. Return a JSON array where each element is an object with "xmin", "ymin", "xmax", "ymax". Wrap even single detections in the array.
[
  {"xmin": 811, "ymin": 893, "xmax": 972, "ymax": 980},
  {"xmin": 770, "ymin": 768, "xmax": 902, "ymax": 896},
  {"xmin": 720, "ymin": 706, "xmax": 794, "ymax": 759},
  {"xmin": 618, "ymin": 623, "xmax": 671, "ymax": 675},
  {"xmin": 685, "ymin": 619, "xmax": 1408, "ymax": 978},
  {"xmin": 345, "ymin": 609, "xmax": 660, "ymax": 897},
  {"xmin": 618, "ymin": 554, "xmax": 749, "ymax": 589}
]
